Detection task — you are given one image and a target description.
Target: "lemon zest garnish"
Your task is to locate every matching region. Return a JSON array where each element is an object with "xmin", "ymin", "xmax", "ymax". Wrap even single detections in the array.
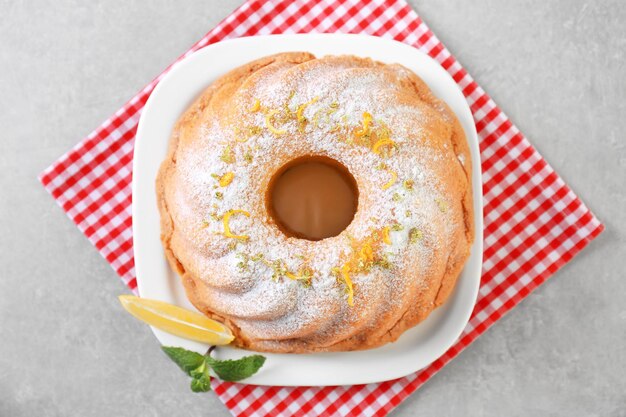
[
  {"xmin": 219, "ymin": 172, "xmax": 234, "ymax": 187},
  {"xmin": 375, "ymin": 119, "xmax": 391, "ymax": 139},
  {"xmin": 354, "ymin": 112, "xmax": 373, "ymax": 138},
  {"xmin": 340, "ymin": 264, "xmax": 354, "ymax": 307},
  {"xmin": 265, "ymin": 109, "xmax": 286, "ymax": 135},
  {"xmin": 436, "ymin": 198, "xmax": 449, "ymax": 213},
  {"xmin": 296, "ymin": 97, "xmax": 319, "ymax": 124},
  {"xmin": 334, "ymin": 229, "xmax": 391, "ymax": 306},
  {"xmin": 409, "ymin": 228, "xmax": 423, "ymax": 243},
  {"xmin": 264, "ymin": 261, "xmax": 313, "ymax": 286},
  {"xmin": 284, "ymin": 266, "xmax": 313, "ymax": 286},
  {"xmin": 232, "ymin": 127, "xmax": 247, "ymax": 143},
  {"xmin": 382, "ymin": 226, "xmax": 391, "ymax": 245},
  {"xmin": 250, "ymin": 99, "xmax": 261, "ymax": 113},
  {"xmin": 312, "ymin": 109, "xmax": 322, "ymax": 127},
  {"xmin": 382, "ymin": 168, "xmax": 397, "ymax": 190},
  {"xmin": 222, "ymin": 209, "xmax": 250, "ymax": 241},
  {"xmin": 360, "ymin": 242, "xmax": 374, "ymax": 263},
  {"xmin": 311, "ymin": 102, "xmax": 339, "ymax": 128},
  {"xmin": 372, "ymin": 138, "xmax": 396, "ymax": 155},
  {"xmin": 250, "ymin": 253, "xmax": 264, "ymax": 262},
  {"xmin": 220, "ymin": 145, "xmax": 235, "ymax": 164},
  {"xmin": 344, "ymin": 113, "xmax": 396, "ymax": 155}
]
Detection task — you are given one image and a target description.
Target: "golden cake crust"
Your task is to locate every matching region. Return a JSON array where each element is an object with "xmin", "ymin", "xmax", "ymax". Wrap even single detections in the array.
[{"xmin": 156, "ymin": 52, "xmax": 474, "ymax": 353}]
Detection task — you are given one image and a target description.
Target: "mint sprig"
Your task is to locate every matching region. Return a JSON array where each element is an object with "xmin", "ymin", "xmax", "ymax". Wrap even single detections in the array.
[
  {"xmin": 206, "ymin": 354, "xmax": 266, "ymax": 382},
  {"xmin": 162, "ymin": 346, "xmax": 266, "ymax": 392}
]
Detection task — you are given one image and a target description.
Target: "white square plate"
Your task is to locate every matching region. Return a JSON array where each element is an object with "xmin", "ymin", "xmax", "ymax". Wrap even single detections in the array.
[{"xmin": 132, "ymin": 34, "xmax": 483, "ymax": 386}]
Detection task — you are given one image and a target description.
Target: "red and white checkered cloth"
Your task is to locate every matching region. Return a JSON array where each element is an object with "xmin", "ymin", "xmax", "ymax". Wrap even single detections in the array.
[{"xmin": 39, "ymin": 0, "xmax": 604, "ymax": 415}]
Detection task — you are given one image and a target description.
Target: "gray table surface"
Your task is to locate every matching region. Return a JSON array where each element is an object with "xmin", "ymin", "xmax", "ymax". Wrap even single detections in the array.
[{"xmin": 1, "ymin": 1, "xmax": 625, "ymax": 416}]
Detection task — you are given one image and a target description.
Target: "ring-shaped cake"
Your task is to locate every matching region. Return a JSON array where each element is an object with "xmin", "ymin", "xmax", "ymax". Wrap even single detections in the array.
[{"xmin": 157, "ymin": 52, "xmax": 474, "ymax": 352}]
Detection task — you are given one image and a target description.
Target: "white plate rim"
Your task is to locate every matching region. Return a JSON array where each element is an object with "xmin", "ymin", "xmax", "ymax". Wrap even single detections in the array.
[{"xmin": 132, "ymin": 33, "xmax": 483, "ymax": 387}]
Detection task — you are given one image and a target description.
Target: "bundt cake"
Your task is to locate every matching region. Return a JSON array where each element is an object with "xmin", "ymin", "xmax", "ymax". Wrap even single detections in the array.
[{"xmin": 156, "ymin": 52, "xmax": 474, "ymax": 353}]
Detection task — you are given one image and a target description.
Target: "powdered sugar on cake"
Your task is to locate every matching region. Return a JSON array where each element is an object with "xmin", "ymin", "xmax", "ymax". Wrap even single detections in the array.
[{"xmin": 163, "ymin": 55, "xmax": 470, "ymax": 346}]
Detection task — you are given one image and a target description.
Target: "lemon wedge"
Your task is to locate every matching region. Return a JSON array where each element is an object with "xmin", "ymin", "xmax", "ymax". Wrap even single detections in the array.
[{"xmin": 118, "ymin": 295, "xmax": 234, "ymax": 345}]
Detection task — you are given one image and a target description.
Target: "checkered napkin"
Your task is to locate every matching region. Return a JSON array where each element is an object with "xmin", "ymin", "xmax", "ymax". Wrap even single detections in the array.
[{"xmin": 39, "ymin": 0, "xmax": 604, "ymax": 415}]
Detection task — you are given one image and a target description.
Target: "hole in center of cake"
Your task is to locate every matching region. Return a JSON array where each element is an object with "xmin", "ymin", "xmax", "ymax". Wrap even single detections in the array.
[{"xmin": 266, "ymin": 155, "xmax": 359, "ymax": 241}]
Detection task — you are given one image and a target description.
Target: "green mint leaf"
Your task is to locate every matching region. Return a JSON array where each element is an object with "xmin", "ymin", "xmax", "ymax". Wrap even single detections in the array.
[
  {"xmin": 190, "ymin": 373, "xmax": 211, "ymax": 392},
  {"xmin": 190, "ymin": 361, "xmax": 211, "ymax": 393},
  {"xmin": 162, "ymin": 346, "xmax": 205, "ymax": 376},
  {"xmin": 206, "ymin": 354, "xmax": 266, "ymax": 382},
  {"xmin": 189, "ymin": 361, "xmax": 206, "ymax": 379}
]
